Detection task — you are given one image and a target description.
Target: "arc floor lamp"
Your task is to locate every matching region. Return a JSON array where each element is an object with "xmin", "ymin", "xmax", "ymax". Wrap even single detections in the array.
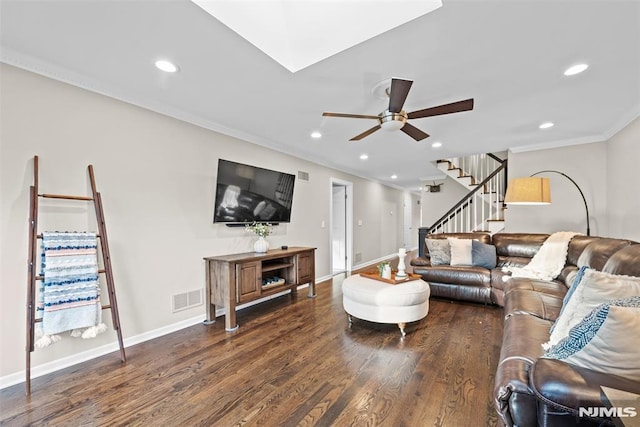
[{"xmin": 504, "ymin": 170, "xmax": 591, "ymax": 236}]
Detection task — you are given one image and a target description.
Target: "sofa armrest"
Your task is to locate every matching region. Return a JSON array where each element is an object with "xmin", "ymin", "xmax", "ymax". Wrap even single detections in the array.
[
  {"xmin": 410, "ymin": 256, "xmax": 431, "ymax": 267},
  {"xmin": 530, "ymin": 358, "xmax": 640, "ymax": 425}
]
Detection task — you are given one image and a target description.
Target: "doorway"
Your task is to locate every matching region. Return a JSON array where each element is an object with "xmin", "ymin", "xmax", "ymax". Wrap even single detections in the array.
[{"xmin": 330, "ymin": 179, "xmax": 353, "ymax": 275}]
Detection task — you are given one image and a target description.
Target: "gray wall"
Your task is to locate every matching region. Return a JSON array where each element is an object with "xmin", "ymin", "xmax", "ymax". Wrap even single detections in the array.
[
  {"xmin": 606, "ymin": 116, "xmax": 640, "ymax": 241},
  {"xmin": 504, "ymin": 142, "xmax": 608, "ymax": 236},
  {"xmin": 0, "ymin": 64, "xmax": 412, "ymax": 382}
]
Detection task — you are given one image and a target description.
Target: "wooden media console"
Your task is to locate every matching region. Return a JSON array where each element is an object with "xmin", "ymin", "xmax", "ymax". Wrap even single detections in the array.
[{"xmin": 204, "ymin": 247, "xmax": 316, "ymax": 331}]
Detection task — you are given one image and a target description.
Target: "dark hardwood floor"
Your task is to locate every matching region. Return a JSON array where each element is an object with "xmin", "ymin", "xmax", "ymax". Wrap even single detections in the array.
[{"xmin": 1, "ymin": 273, "xmax": 503, "ymax": 426}]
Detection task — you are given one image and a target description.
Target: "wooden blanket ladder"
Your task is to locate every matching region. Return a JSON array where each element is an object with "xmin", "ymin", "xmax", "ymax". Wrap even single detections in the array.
[{"xmin": 25, "ymin": 155, "xmax": 125, "ymax": 395}]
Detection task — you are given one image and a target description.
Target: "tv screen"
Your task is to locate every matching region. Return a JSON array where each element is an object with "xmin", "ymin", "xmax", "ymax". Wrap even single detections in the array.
[{"xmin": 213, "ymin": 159, "xmax": 295, "ymax": 223}]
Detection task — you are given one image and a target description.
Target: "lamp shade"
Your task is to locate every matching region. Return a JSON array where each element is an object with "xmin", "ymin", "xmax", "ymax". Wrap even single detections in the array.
[{"xmin": 504, "ymin": 177, "xmax": 551, "ymax": 205}]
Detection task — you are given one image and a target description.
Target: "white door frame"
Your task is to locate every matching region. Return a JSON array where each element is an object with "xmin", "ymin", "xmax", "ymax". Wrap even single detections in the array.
[{"xmin": 330, "ymin": 178, "xmax": 353, "ymax": 274}]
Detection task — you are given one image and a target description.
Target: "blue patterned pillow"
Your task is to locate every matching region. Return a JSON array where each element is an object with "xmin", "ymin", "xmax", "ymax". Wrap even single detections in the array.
[{"xmin": 543, "ymin": 296, "xmax": 640, "ymax": 381}]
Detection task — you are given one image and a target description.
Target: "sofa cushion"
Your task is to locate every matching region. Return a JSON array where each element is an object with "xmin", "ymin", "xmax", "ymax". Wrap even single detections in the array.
[
  {"xmin": 504, "ymin": 287, "xmax": 564, "ymax": 320},
  {"xmin": 565, "ymin": 235, "xmax": 601, "ymax": 266},
  {"xmin": 493, "ymin": 233, "xmax": 549, "ymax": 258},
  {"xmin": 543, "ymin": 297, "xmax": 640, "ymax": 381},
  {"xmin": 577, "ymin": 237, "xmax": 634, "ymax": 270},
  {"xmin": 546, "ymin": 269, "xmax": 640, "ymax": 349},
  {"xmin": 504, "ymin": 278, "xmax": 567, "ymax": 298},
  {"xmin": 603, "ymin": 243, "xmax": 640, "ymax": 276},
  {"xmin": 531, "ymin": 358, "xmax": 640, "ymax": 424},
  {"xmin": 495, "ymin": 313, "xmax": 553, "ymax": 427},
  {"xmin": 413, "ymin": 265, "xmax": 490, "ymax": 288}
]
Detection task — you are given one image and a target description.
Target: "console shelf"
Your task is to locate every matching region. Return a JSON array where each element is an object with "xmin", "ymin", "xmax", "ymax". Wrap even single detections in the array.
[
  {"xmin": 261, "ymin": 262, "xmax": 294, "ymax": 273},
  {"xmin": 204, "ymin": 247, "xmax": 316, "ymax": 332}
]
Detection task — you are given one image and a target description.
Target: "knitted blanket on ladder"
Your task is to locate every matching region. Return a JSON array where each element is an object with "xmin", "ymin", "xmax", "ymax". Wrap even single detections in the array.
[{"xmin": 36, "ymin": 231, "xmax": 107, "ymax": 347}]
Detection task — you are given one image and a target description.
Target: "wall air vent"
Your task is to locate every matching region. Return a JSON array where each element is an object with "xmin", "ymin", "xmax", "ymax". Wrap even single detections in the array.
[
  {"xmin": 298, "ymin": 171, "xmax": 310, "ymax": 182},
  {"xmin": 172, "ymin": 288, "xmax": 203, "ymax": 313}
]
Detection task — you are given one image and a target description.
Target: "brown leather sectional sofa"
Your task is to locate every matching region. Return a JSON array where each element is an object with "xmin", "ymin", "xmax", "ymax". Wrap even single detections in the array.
[{"xmin": 410, "ymin": 232, "xmax": 640, "ymax": 426}]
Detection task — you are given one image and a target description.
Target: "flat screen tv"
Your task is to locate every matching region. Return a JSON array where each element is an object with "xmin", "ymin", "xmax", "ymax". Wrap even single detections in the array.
[{"xmin": 213, "ymin": 159, "xmax": 295, "ymax": 224}]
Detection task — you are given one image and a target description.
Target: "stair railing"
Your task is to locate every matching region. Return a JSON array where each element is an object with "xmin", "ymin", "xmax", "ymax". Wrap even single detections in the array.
[
  {"xmin": 418, "ymin": 157, "xmax": 508, "ymax": 257},
  {"xmin": 446, "ymin": 153, "xmax": 504, "ymax": 185}
]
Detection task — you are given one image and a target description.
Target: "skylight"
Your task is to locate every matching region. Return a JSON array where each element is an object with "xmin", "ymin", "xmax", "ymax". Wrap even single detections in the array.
[{"xmin": 191, "ymin": 0, "xmax": 442, "ymax": 73}]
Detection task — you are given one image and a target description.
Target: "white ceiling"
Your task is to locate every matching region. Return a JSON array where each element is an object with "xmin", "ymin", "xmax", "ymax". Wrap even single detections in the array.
[{"xmin": 2, "ymin": 0, "xmax": 639, "ymax": 192}]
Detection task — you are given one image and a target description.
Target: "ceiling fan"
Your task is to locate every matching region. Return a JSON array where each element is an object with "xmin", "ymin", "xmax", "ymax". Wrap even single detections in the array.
[{"xmin": 322, "ymin": 78, "xmax": 474, "ymax": 142}]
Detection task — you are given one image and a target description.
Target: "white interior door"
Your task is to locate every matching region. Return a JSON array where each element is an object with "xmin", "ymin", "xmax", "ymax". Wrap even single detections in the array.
[
  {"xmin": 330, "ymin": 179, "xmax": 353, "ymax": 274},
  {"xmin": 403, "ymin": 194, "xmax": 412, "ymax": 248},
  {"xmin": 331, "ymin": 183, "xmax": 347, "ymax": 273}
]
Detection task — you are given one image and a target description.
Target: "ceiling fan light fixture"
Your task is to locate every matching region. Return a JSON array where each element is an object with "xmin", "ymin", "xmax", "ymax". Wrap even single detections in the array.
[
  {"xmin": 431, "ymin": 141, "xmax": 442, "ymax": 148},
  {"xmin": 539, "ymin": 121, "xmax": 555, "ymax": 129},
  {"xmin": 380, "ymin": 110, "xmax": 407, "ymax": 131}
]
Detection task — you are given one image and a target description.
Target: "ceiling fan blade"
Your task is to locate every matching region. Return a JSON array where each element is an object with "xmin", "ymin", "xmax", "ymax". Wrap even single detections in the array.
[
  {"xmin": 388, "ymin": 78, "xmax": 413, "ymax": 113},
  {"xmin": 350, "ymin": 125, "xmax": 381, "ymax": 141},
  {"xmin": 407, "ymin": 98, "xmax": 474, "ymax": 119},
  {"xmin": 401, "ymin": 123, "xmax": 430, "ymax": 141},
  {"xmin": 323, "ymin": 112, "xmax": 380, "ymax": 120}
]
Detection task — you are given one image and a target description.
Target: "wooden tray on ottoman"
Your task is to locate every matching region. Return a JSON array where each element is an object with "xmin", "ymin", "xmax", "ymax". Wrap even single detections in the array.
[{"xmin": 360, "ymin": 270, "xmax": 422, "ymax": 285}]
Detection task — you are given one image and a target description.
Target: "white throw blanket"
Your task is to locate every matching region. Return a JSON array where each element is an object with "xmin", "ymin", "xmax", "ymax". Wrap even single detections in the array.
[
  {"xmin": 35, "ymin": 231, "xmax": 107, "ymax": 348},
  {"xmin": 502, "ymin": 231, "xmax": 580, "ymax": 281}
]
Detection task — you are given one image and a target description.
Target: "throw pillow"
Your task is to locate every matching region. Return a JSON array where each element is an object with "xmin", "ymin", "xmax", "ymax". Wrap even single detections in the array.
[
  {"xmin": 544, "ymin": 269, "xmax": 640, "ymax": 349},
  {"xmin": 448, "ymin": 238, "xmax": 473, "ymax": 266},
  {"xmin": 543, "ymin": 296, "xmax": 640, "ymax": 381},
  {"xmin": 471, "ymin": 240, "xmax": 497, "ymax": 269},
  {"xmin": 426, "ymin": 238, "xmax": 451, "ymax": 265},
  {"xmin": 549, "ymin": 265, "xmax": 589, "ymax": 334}
]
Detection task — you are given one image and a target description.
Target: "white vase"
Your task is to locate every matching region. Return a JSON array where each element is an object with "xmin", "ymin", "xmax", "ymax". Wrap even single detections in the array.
[{"xmin": 254, "ymin": 236, "xmax": 270, "ymax": 253}]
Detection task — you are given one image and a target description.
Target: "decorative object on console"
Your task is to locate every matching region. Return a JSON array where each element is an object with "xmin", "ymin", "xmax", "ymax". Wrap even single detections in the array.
[
  {"xmin": 245, "ymin": 221, "xmax": 272, "ymax": 253},
  {"xmin": 396, "ymin": 248, "xmax": 407, "ymax": 278},
  {"xmin": 504, "ymin": 170, "xmax": 591, "ymax": 236}
]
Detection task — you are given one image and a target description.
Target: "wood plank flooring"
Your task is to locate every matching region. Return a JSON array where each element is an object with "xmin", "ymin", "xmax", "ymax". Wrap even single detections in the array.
[{"xmin": 1, "ymin": 273, "xmax": 503, "ymax": 426}]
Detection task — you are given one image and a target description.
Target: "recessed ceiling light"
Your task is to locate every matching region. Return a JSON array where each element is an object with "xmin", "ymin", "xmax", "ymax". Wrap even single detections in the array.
[
  {"xmin": 359, "ymin": 154, "xmax": 369, "ymax": 160},
  {"xmin": 391, "ymin": 174, "xmax": 398, "ymax": 179},
  {"xmin": 310, "ymin": 131, "xmax": 322, "ymax": 139},
  {"xmin": 539, "ymin": 122, "xmax": 554, "ymax": 129},
  {"xmin": 564, "ymin": 63, "xmax": 588, "ymax": 76},
  {"xmin": 155, "ymin": 59, "xmax": 179, "ymax": 73},
  {"xmin": 431, "ymin": 141, "xmax": 442, "ymax": 148}
]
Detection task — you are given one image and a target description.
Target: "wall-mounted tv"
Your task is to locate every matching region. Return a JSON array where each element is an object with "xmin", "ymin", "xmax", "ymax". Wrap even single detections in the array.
[{"xmin": 213, "ymin": 159, "xmax": 295, "ymax": 224}]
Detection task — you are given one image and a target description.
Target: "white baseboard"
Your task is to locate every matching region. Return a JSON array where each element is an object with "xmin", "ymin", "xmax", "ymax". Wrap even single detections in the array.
[{"xmin": 0, "ymin": 279, "xmax": 334, "ymax": 391}]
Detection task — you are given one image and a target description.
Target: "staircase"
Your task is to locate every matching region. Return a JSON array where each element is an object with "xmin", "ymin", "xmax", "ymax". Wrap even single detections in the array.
[{"xmin": 425, "ymin": 153, "xmax": 508, "ymax": 236}]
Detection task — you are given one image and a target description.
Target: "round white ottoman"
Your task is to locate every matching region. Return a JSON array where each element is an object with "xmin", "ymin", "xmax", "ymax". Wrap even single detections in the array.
[{"xmin": 342, "ymin": 274, "xmax": 430, "ymax": 336}]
